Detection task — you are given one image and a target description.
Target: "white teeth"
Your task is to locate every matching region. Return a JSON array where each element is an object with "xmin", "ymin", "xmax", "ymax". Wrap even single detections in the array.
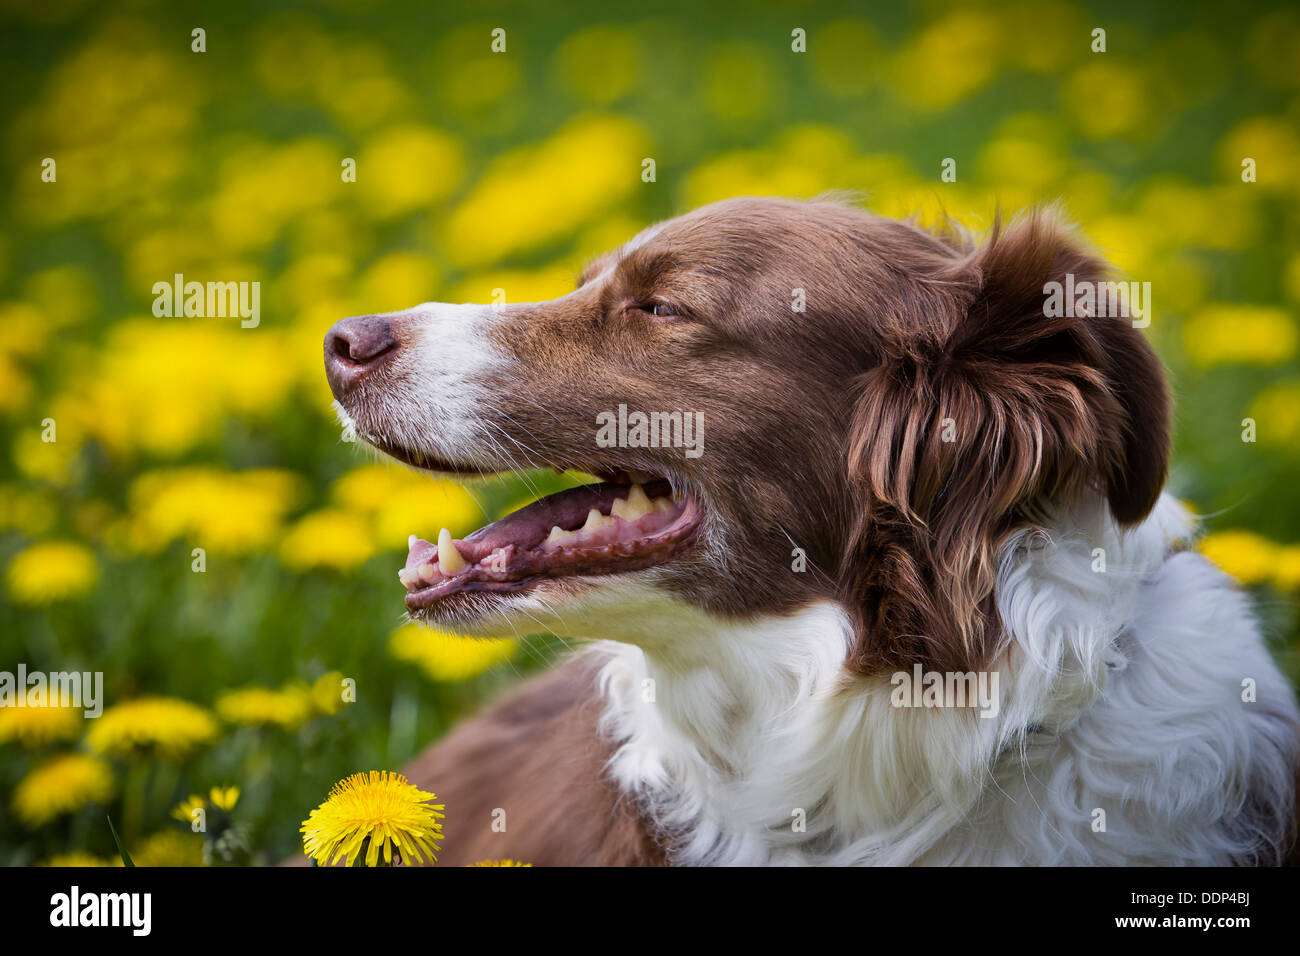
[
  {"xmin": 612, "ymin": 484, "xmax": 655, "ymax": 522},
  {"xmin": 547, "ymin": 525, "xmax": 572, "ymax": 545},
  {"xmin": 438, "ymin": 528, "xmax": 467, "ymax": 573},
  {"xmin": 398, "ymin": 567, "xmax": 418, "ymax": 588},
  {"xmin": 408, "ymin": 534, "xmax": 418, "ymax": 551},
  {"xmin": 418, "ymin": 562, "xmax": 437, "ymax": 583},
  {"xmin": 582, "ymin": 508, "xmax": 614, "ymax": 532},
  {"xmin": 653, "ymin": 497, "xmax": 676, "ymax": 514}
]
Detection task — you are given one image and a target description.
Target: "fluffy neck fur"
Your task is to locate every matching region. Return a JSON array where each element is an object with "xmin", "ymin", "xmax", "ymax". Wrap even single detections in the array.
[{"xmin": 591, "ymin": 495, "xmax": 1299, "ymax": 865}]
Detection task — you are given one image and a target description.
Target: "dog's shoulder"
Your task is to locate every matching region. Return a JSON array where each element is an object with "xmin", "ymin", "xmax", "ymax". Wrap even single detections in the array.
[{"xmin": 403, "ymin": 653, "xmax": 667, "ymax": 866}]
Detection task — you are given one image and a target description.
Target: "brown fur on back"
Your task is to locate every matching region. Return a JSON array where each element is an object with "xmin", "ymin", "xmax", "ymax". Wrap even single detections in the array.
[{"xmin": 403, "ymin": 655, "xmax": 665, "ymax": 866}]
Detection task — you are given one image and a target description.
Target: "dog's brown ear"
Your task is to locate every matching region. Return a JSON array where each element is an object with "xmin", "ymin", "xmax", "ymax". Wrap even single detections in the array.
[{"xmin": 842, "ymin": 210, "xmax": 1170, "ymax": 675}]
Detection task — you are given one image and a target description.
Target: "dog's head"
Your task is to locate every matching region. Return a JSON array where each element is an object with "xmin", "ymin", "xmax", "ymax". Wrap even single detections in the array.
[{"xmin": 325, "ymin": 197, "xmax": 1169, "ymax": 674}]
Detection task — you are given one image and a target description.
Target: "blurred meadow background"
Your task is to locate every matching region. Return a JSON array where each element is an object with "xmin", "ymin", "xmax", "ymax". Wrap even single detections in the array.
[{"xmin": 1, "ymin": 0, "xmax": 1299, "ymax": 865}]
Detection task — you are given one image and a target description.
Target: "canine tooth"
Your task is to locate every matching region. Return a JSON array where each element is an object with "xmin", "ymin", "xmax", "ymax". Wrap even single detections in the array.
[
  {"xmin": 582, "ymin": 508, "xmax": 613, "ymax": 532},
  {"xmin": 622, "ymin": 484, "xmax": 654, "ymax": 521},
  {"xmin": 418, "ymin": 562, "xmax": 438, "ymax": 583},
  {"xmin": 398, "ymin": 567, "xmax": 417, "ymax": 587},
  {"xmin": 438, "ymin": 528, "xmax": 467, "ymax": 572},
  {"xmin": 408, "ymin": 534, "xmax": 418, "ymax": 551}
]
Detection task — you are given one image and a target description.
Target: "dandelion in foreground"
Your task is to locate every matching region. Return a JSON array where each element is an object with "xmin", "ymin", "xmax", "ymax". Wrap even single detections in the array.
[{"xmin": 301, "ymin": 771, "xmax": 444, "ymax": 867}]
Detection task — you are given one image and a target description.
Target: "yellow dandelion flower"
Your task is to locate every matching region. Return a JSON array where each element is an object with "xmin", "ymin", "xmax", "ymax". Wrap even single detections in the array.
[
  {"xmin": 209, "ymin": 785, "xmax": 239, "ymax": 811},
  {"xmin": 216, "ymin": 684, "xmax": 314, "ymax": 730},
  {"xmin": 86, "ymin": 697, "xmax": 218, "ymax": 761},
  {"xmin": 441, "ymin": 115, "xmax": 648, "ymax": 269},
  {"xmin": 6, "ymin": 541, "xmax": 99, "ymax": 605},
  {"xmin": 1183, "ymin": 305, "xmax": 1297, "ymax": 367},
  {"xmin": 310, "ymin": 671, "xmax": 351, "ymax": 715},
  {"xmin": 330, "ymin": 464, "xmax": 482, "ymax": 550},
  {"xmin": 357, "ymin": 125, "xmax": 463, "ymax": 219},
  {"xmin": 301, "ymin": 771, "xmax": 444, "ymax": 867},
  {"xmin": 133, "ymin": 830, "xmax": 205, "ymax": 867},
  {"xmin": 279, "ymin": 508, "xmax": 375, "ymax": 572},
  {"xmin": 0, "ymin": 702, "xmax": 82, "ymax": 748},
  {"xmin": 1199, "ymin": 530, "xmax": 1277, "ymax": 586},
  {"xmin": 389, "ymin": 623, "xmax": 517, "ymax": 682},
  {"xmin": 42, "ymin": 853, "xmax": 118, "ymax": 867},
  {"xmin": 468, "ymin": 859, "xmax": 533, "ymax": 867},
  {"xmin": 124, "ymin": 467, "xmax": 304, "ymax": 556},
  {"xmin": 171, "ymin": 794, "xmax": 206, "ymax": 824},
  {"xmin": 891, "ymin": 10, "xmax": 1001, "ymax": 111},
  {"xmin": 13, "ymin": 753, "xmax": 114, "ymax": 827}
]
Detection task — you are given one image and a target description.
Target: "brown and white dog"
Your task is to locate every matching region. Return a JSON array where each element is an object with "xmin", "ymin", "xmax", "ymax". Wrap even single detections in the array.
[{"xmin": 324, "ymin": 197, "xmax": 1299, "ymax": 866}]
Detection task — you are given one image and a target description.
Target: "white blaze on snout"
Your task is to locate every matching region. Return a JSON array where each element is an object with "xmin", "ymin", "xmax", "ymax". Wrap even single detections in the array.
[{"xmin": 359, "ymin": 301, "xmax": 506, "ymax": 468}]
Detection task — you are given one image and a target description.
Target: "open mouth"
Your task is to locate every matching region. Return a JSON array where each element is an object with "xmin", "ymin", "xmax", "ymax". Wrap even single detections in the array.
[{"xmin": 395, "ymin": 465, "xmax": 702, "ymax": 614}]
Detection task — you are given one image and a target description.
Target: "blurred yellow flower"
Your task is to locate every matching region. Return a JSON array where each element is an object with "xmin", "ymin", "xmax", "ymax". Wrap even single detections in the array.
[
  {"xmin": 133, "ymin": 830, "xmax": 204, "ymax": 867},
  {"xmin": 435, "ymin": 22, "xmax": 521, "ymax": 114},
  {"xmin": 210, "ymin": 138, "xmax": 339, "ymax": 251},
  {"xmin": 210, "ymin": 785, "xmax": 240, "ymax": 811},
  {"xmin": 124, "ymin": 467, "xmax": 304, "ymax": 555},
  {"xmin": 389, "ymin": 623, "xmax": 517, "ymax": 682},
  {"xmin": 0, "ymin": 702, "xmax": 82, "ymax": 748},
  {"xmin": 51, "ymin": 321, "xmax": 300, "ymax": 458},
  {"xmin": 357, "ymin": 253, "xmax": 440, "ymax": 314},
  {"xmin": 1247, "ymin": 381, "xmax": 1300, "ymax": 446},
  {"xmin": 173, "ymin": 785, "xmax": 239, "ymax": 823},
  {"xmin": 1136, "ymin": 180, "xmax": 1259, "ymax": 251},
  {"xmin": 216, "ymin": 684, "xmax": 314, "ymax": 729},
  {"xmin": 1183, "ymin": 305, "xmax": 1297, "ymax": 367},
  {"xmin": 359, "ymin": 125, "xmax": 464, "ymax": 219},
  {"xmin": 22, "ymin": 265, "xmax": 98, "ymax": 327},
  {"xmin": 301, "ymin": 770, "xmax": 444, "ymax": 867},
  {"xmin": 1199, "ymin": 530, "xmax": 1277, "ymax": 586},
  {"xmin": 1274, "ymin": 546, "xmax": 1300, "ymax": 591},
  {"xmin": 442, "ymin": 114, "xmax": 648, "ymax": 268},
  {"xmin": 0, "ymin": 485, "xmax": 56, "ymax": 536},
  {"xmin": 331, "ymin": 463, "xmax": 484, "ymax": 550},
  {"xmin": 468, "ymin": 859, "xmax": 533, "ymax": 867},
  {"xmin": 13, "ymin": 753, "xmax": 114, "ymax": 827},
  {"xmin": 0, "ymin": 302, "xmax": 51, "ymax": 360},
  {"xmin": 892, "ymin": 10, "xmax": 1002, "ymax": 110},
  {"xmin": 86, "ymin": 697, "xmax": 219, "ymax": 761},
  {"xmin": 1062, "ymin": 61, "xmax": 1155, "ymax": 140},
  {"xmin": 447, "ymin": 264, "xmax": 577, "ymax": 307},
  {"xmin": 280, "ymin": 508, "xmax": 375, "ymax": 572},
  {"xmin": 6, "ymin": 541, "xmax": 99, "ymax": 605},
  {"xmin": 11, "ymin": 427, "xmax": 79, "ymax": 485},
  {"xmin": 171, "ymin": 794, "xmax": 207, "ymax": 824},
  {"xmin": 42, "ymin": 853, "xmax": 118, "ymax": 867},
  {"xmin": 311, "ymin": 671, "xmax": 352, "ymax": 715},
  {"xmin": 1218, "ymin": 116, "xmax": 1300, "ymax": 192}
]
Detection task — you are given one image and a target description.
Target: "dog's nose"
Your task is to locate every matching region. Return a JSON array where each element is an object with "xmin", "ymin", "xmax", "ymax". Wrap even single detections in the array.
[{"xmin": 324, "ymin": 315, "xmax": 399, "ymax": 396}]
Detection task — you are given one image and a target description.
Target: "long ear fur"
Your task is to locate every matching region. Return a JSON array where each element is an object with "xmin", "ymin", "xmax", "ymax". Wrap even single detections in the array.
[{"xmin": 842, "ymin": 210, "xmax": 1170, "ymax": 675}]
